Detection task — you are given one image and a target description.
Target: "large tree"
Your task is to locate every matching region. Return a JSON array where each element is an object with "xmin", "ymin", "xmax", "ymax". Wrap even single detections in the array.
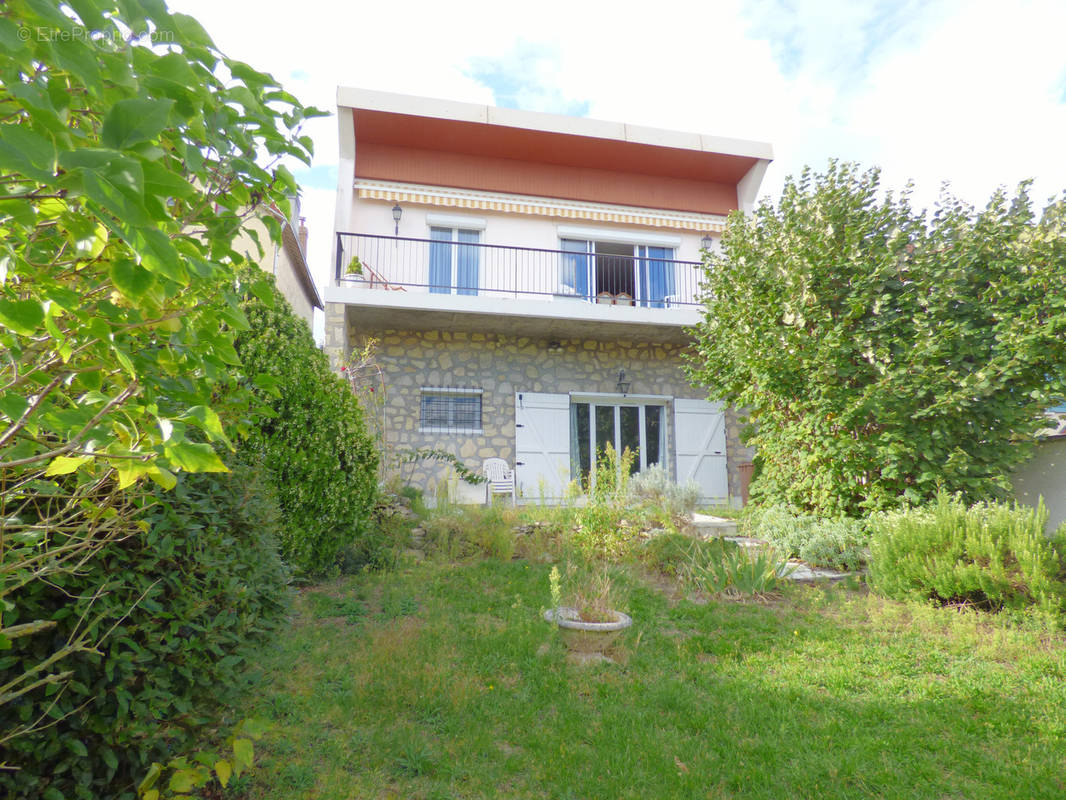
[
  {"xmin": 0, "ymin": 0, "xmax": 318, "ymax": 751},
  {"xmin": 687, "ymin": 162, "xmax": 1066, "ymax": 516}
]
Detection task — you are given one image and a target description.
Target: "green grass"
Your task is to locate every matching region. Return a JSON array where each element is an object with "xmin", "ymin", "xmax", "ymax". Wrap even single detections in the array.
[{"xmin": 237, "ymin": 560, "xmax": 1066, "ymax": 800}]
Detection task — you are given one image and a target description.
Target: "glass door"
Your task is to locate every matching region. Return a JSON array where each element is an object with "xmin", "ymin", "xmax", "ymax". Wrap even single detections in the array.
[
  {"xmin": 570, "ymin": 399, "xmax": 666, "ymax": 489},
  {"xmin": 429, "ymin": 227, "xmax": 479, "ymax": 295}
]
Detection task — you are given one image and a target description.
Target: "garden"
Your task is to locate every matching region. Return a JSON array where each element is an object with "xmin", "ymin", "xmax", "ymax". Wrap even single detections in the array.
[
  {"xmin": 233, "ymin": 474, "xmax": 1066, "ymax": 800},
  {"xmin": 3, "ymin": 1, "xmax": 1066, "ymax": 799}
]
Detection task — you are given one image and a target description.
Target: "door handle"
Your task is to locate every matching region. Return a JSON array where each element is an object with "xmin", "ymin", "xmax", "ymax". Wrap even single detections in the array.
[{"xmin": 515, "ymin": 461, "xmax": 525, "ymax": 466}]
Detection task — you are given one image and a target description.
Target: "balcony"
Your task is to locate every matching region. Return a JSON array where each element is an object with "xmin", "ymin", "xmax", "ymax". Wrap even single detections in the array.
[{"xmin": 327, "ymin": 232, "xmax": 705, "ymax": 343}]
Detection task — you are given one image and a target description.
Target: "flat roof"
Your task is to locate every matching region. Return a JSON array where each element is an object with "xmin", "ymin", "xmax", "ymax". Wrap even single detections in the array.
[{"xmin": 337, "ymin": 86, "xmax": 774, "ymax": 163}]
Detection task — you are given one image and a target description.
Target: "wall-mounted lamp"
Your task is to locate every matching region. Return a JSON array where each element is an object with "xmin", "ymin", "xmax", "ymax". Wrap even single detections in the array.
[
  {"xmin": 392, "ymin": 203, "xmax": 403, "ymax": 236},
  {"xmin": 546, "ymin": 340, "xmax": 563, "ymax": 353},
  {"xmin": 616, "ymin": 369, "xmax": 630, "ymax": 396},
  {"xmin": 701, "ymin": 233, "xmax": 714, "ymax": 251}
]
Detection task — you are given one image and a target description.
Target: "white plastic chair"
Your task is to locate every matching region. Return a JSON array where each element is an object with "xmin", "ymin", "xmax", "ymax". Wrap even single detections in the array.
[{"xmin": 482, "ymin": 458, "xmax": 516, "ymax": 505}]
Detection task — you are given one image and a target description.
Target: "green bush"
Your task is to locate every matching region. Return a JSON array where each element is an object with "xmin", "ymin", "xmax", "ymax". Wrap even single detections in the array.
[
  {"xmin": 0, "ymin": 463, "xmax": 289, "ymax": 799},
  {"xmin": 743, "ymin": 505, "xmax": 869, "ymax": 570},
  {"xmin": 572, "ymin": 445, "xmax": 643, "ymax": 561},
  {"xmin": 628, "ymin": 465, "xmax": 701, "ymax": 523},
  {"xmin": 337, "ymin": 493, "xmax": 419, "ymax": 573},
  {"xmin": 688, "ymin": 162, "xmax": 1066, "ymax": 517},
  {"xmin": 868, "ymin": 493, "xmax": 1066, "ymax": 620},
  {"xmin": 235, "ymin": 271, "xmax": 378, "ymax": 576}
]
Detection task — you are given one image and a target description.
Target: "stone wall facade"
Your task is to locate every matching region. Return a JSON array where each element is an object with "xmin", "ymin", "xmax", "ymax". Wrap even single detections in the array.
[{"xmin": 334, "ymin": 311, "xmax": 750, "ymax": 504}]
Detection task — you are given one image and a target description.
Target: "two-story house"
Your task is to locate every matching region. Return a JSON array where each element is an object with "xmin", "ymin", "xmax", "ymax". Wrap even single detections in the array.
[{"xmin": 324, "ymin": 87, "xmax": 772, "ymax": 505}]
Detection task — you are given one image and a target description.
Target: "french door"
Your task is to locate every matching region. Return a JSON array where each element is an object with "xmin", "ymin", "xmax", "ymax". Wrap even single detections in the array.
[
  {"xmin": 429, "ymin": 227, "xmax": 479, "ymax": 295},
  {"xmin": 558, "ymin": 239, "xmax": 676, "ymax": 307},
  {"xmin": 570, "ymin": 398, "xmax": 665, "ymax": 488}
]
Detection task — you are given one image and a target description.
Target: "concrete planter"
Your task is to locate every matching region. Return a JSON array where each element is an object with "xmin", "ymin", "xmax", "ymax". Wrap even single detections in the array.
[{"xmin": 544, "ymin": 607, "xmax": 632, "ymax": 655}]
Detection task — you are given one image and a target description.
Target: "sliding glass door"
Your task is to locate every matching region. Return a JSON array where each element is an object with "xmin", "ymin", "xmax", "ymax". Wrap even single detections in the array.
[{"xmin": 570, "ymin": 399, "xmax": 665, "ymax": 489}]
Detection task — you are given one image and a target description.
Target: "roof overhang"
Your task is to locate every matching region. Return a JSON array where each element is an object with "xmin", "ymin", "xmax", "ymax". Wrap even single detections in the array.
[{"xmin": 338, "ymin": 87, "xmax": 772, "ymax": 198}]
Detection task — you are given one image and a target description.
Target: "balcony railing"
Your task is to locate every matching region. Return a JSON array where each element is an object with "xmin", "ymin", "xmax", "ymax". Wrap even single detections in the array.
[{"xmin": 335, "ymin": 232, "xmax": 704, "ymax": 307}]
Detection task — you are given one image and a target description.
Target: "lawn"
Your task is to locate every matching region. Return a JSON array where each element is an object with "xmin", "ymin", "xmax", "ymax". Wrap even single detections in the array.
[{"xmin": 234, "ymin": 551, "xmax": 1066, "ymax": 800}]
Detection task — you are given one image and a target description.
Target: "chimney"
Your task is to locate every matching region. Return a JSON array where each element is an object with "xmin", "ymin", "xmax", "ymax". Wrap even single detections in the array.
[{"xmin": 298, "ymin": 216, "xmax": 309, "ymax": 256}]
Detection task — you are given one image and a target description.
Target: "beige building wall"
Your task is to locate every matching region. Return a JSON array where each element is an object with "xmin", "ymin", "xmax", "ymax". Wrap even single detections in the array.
[
  {"xmin": 234, "ymin": 214, "xmax": 319, "ymax": 326},
  {"xmin": 1013, "ymin": 437, "xmax": 1066, "ymax": 532},
  {"xmin": 335, "ymin": 316, "xmax": 748, "ymax": 504}
]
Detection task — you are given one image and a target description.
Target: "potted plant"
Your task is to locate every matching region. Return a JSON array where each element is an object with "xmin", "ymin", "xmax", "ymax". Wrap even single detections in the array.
[{"xmin": 543, "ymin": 563, "xmax": 631, "ymax": 658}]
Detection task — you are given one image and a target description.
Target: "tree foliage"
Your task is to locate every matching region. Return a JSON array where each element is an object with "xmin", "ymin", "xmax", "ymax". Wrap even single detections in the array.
[
  {"xmin": 235, "ymin": 271, "xmax": 379, "ymax": 576},
  {"xmin": 1, "ymin": 463, "xmax": 289, "ymax": 799},
  {"xmin": 0, "ymin": 0, "xmax": 318, "ymax": 750},
  {"xmin": 687, "ymin": 162, "xmax": 1066, "ymax": 516}
]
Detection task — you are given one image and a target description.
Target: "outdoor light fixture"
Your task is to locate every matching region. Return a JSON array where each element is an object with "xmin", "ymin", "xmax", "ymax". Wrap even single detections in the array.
[
  {"xmin": 701, "ymin": 233, "xmax": 714, "ymax": 251},
  {"xmin": 392, "ymin": 202, "xmax": 403, "ymax": 236},
  {"xmin": 546, "ymin": 340, "xmax": 563, "ymax": 352},
  {"xmin": 616, "ymin": 369, "xmax": 630, "ymax": 396}
]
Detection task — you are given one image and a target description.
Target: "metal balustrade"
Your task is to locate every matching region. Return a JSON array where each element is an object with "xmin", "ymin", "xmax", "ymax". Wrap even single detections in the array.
[{"xmin": 335, "ymin": 232, "xmax": 704, "ymax": 307}]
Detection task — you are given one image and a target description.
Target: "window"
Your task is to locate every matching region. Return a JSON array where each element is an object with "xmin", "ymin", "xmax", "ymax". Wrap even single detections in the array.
[
  {"xmin": 570, "ymin": 399, "xmax": 666, "ymax": 487},
  {"xmin": 558, "ymin": 239, "xmax": 675, "ymax": 307},
  {"xmin": 429, "ymin": 227, "xmax": 480, "ymax": 295},
  {"xmin": 420, "ymin": 388, "xmax": 483, "ymax": 433}
]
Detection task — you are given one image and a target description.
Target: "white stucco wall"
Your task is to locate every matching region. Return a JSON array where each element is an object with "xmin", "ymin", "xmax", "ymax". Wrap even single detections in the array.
[
  {"xmin": 340, "ymin": 196, "xmax": 710, "ymax": 303},
  {"xmin": 347, "ymin": 196, "xmax": 706, "ymax": 258},
  {"xmin": 1013, "ymin": 437, "xmax": 1066, "ymax": 532}
]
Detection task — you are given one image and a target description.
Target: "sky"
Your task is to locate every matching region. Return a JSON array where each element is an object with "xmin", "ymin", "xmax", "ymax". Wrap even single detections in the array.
[{"xmin": 168, "ymin": 0, "xmax": 1066, "ymax": 336}]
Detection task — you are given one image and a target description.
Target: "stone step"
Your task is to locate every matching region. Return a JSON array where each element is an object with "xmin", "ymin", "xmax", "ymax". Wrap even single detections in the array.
[
  {"xmin": 779, "ymin": 561, "xmax": 857, "ymax": 582},
  {"xmin": 689, "ymin": 513, "xmax": 739, "ymax": 537}
]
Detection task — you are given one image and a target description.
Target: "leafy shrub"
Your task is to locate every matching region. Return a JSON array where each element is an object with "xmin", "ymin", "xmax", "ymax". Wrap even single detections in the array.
[
  {"xmin": 688, "ymin": 161, "xmax": 1066, "ymax": 517},
  {"xmin": 628, "ymin": 465, "xmax": 701, "ymax": 522},
  {"xmin": 0, "ymin": 0, "xmax": 317, "ymax": 742},
  {"xmin": 743, "ymin": 505, "xmax": 869, "ymax": 570},
  {"xmin": 1, "ymin": 463, "xmax": 289, "ymax": 799},
  {"xmin": 235, "ymin": 270, "xmax": 378, "ymax": 576},
  {"xmin": 337, "ymin": 492, "xmax": 418, "ymax": 574},
  {"xmin": 868, "ymin": 493, "xmax": 1066, "ymax": 620},
  {"xmin": 685, "ymin": 539, "xmax": 787, "ymax": 600},
  {"xmin": 573, "ymin": 445, "xmax": 642, "ymax": 561},
  {"xmin": 137, "ymin": 718, "xmax": 265, "ymax": 800}
]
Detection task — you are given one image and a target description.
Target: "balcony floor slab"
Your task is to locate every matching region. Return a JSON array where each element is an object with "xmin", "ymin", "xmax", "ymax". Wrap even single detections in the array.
[{"xmin": 325, "ymin": 285, "xmax": 702, "ymax": 344}]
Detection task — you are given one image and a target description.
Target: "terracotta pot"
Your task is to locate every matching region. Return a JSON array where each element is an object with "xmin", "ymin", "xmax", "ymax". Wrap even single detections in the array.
[{"xmin": 543, "ymin": 607, "xmax": 632, "ymax": 654}]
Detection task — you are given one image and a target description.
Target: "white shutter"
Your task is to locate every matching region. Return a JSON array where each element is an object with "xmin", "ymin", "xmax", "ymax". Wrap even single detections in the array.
[
  {"xmin": 674, "ymin": 398, "xmax": 728, "ymax": 504},
  {"xmin": 514, "ymin": 392, "xmax": 570, "ymax": 502}
]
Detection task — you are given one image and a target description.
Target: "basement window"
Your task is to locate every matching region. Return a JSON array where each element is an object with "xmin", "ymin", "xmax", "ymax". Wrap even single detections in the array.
[{"xmin": 419, "ymin": 387, "xmax": 483, "ymax": 434}]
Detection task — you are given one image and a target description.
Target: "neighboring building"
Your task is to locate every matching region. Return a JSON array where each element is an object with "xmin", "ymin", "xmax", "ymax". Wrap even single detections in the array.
[
  {"xmin": 1013, "ymin": 412, "xmax": 1066, "ymax": 531},
  {"xmin": 324, "ymin": 87, "xmax": 772, "ymax": 504},
  {"xmin": 234, "ymin": 196, "xmax": 323, "ymax": 326}
]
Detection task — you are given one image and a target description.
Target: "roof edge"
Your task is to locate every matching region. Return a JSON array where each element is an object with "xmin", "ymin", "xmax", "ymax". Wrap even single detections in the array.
[
  {"xmin": 267, "ymin": 205, "xmax": 324, "ymax": 311},
  {"xmin": 337, "ymin": 86, "xmax": 774, "ymax": 162}
]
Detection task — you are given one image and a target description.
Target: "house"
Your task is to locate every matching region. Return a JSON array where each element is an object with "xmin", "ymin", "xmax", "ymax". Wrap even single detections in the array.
[
  {"xmin": 324, "ymin": 87, "xmax": 772, "ymax": 504},
  {"xmin": 234, "ymin": 195, "xmax": 323, "ymax": 326}
]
